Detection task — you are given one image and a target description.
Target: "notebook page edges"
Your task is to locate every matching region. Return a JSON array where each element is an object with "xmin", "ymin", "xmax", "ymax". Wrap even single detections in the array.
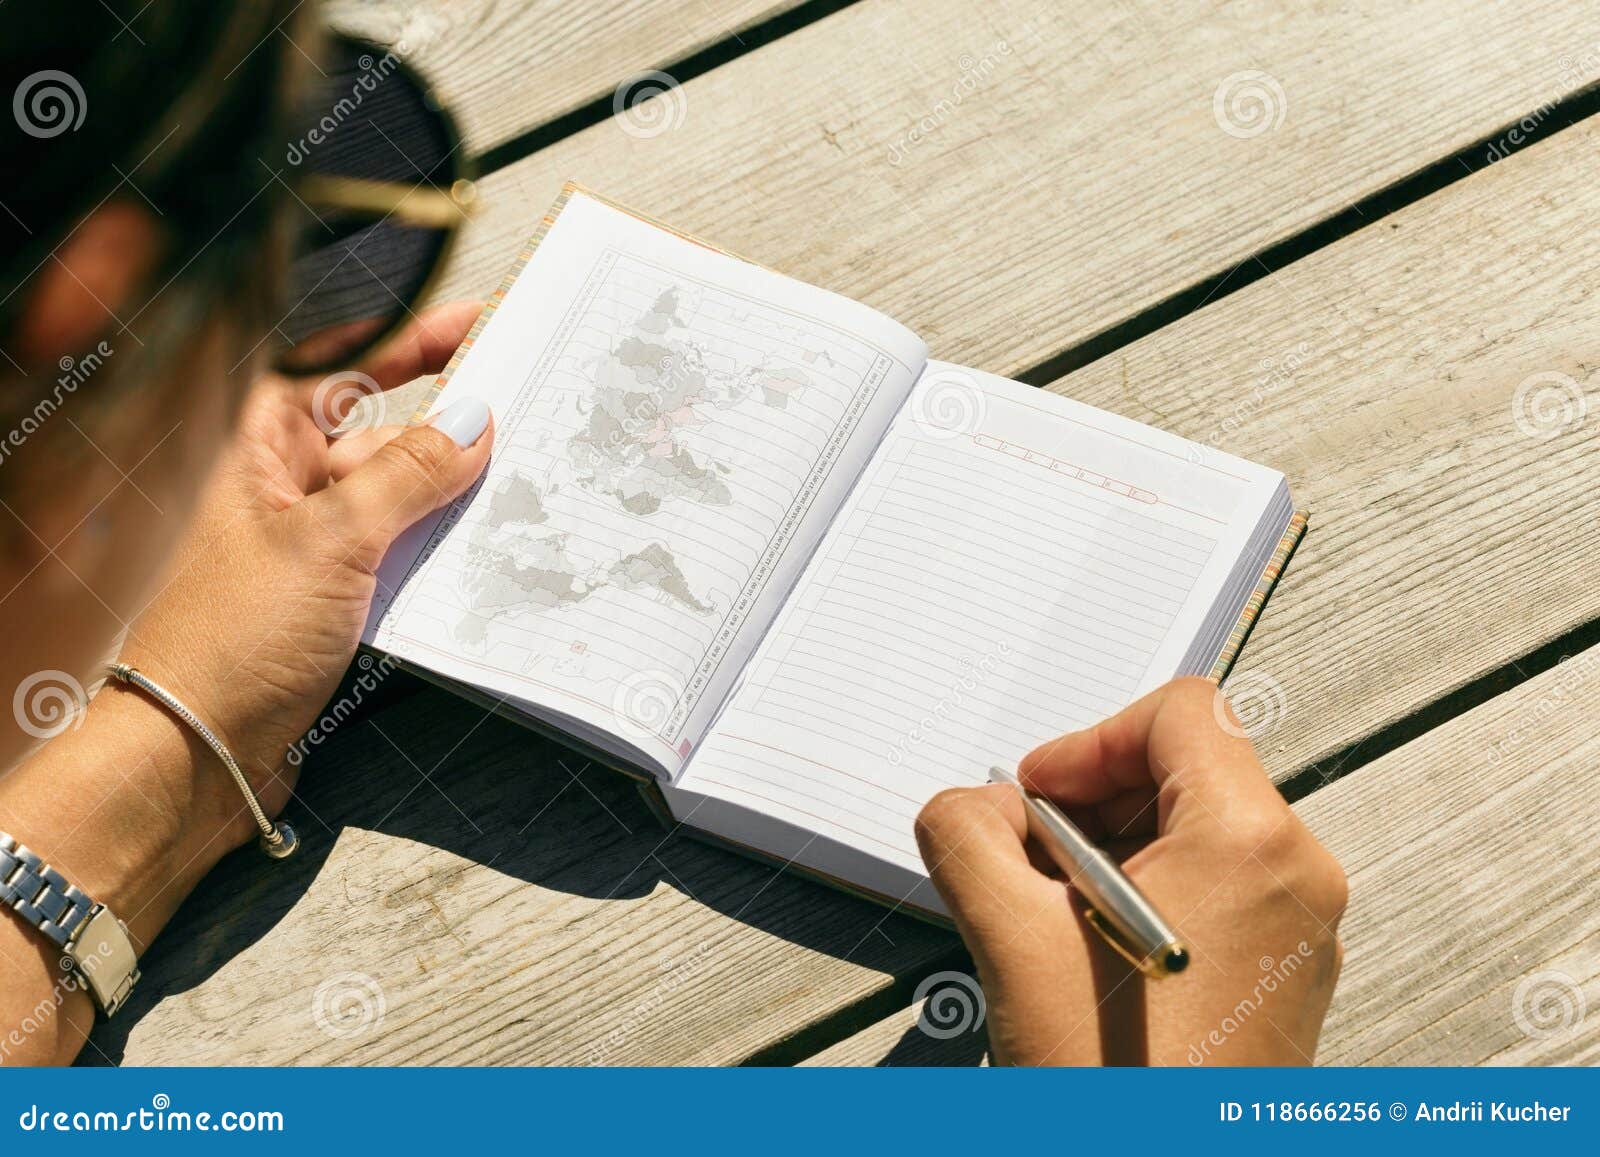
[
  {"xmin": 674, "ymin": 361, "xmax": 1285, "ymax": 882},
  {"xmin": 364, "ymin": 190, "xmax": 927, "ymax": 776}
]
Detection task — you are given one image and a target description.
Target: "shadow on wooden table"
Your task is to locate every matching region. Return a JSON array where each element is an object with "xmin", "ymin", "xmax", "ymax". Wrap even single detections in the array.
[
  {"xmin": 871, "ymin": 1021, "xmax": 989, "ymax": 1067},
  {"xmin": 83, "ymin": 683, "xmax": 957, "ymax": 1064}
]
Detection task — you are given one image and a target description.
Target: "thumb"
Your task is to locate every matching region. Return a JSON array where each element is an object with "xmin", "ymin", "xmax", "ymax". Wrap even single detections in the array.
[{"xmin": 312, "ymin": 395, "xmax": 493, "ymax": 569}]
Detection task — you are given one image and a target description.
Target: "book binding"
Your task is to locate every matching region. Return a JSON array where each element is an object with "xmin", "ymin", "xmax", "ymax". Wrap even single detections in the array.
[{"xmin": 1206, "ymin": 509, "xmax": 1309, "ymax": 684}]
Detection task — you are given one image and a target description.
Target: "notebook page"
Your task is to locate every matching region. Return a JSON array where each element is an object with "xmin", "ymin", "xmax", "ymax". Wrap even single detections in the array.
[
  {"xmin": 674, "ymin": 363, "xmax": 1283, "ymax": 879},
  {"xmin": 365, "ymin": 193, "xmax": 927, "ymax": 774}
]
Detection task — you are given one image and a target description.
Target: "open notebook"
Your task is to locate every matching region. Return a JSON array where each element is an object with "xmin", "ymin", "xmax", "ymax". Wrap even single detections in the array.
[{"xmin": 363, "ymin": 185, "xmax": 1306, "ymax": 920}]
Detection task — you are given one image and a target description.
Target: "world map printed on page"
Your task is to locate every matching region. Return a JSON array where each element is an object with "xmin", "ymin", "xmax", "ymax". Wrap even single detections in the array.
[
  {"xmin": 456, "ymin": 282, "xmax": 808, "ymax": 633},
  {"xmin": 381, "ymin": 247, "xmax": 896, "ymax": 749}
]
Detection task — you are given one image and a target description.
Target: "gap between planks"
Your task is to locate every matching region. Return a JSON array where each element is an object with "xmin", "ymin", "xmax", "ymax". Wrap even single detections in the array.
[{"xmin": 103, "ymin": 0, "xmax": 1600, "ymax": 1068}]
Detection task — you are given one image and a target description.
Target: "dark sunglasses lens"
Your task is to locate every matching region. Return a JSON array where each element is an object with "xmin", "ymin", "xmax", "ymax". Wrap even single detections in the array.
[{"xmin": 275, "ymin": 39, "xmax": 459, "ymax": 373}]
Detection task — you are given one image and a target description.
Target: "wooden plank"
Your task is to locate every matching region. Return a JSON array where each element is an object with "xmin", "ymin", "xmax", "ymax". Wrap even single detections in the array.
[
  {"xmin": 430, "ymin": 0, "xmax": 1597, "ymax": 378},
  {"xmin": 106, "ymin": 106, "xmax": 1600, "ymax": 1061},
  {"xmin": 1306, "ymin": 649, "xmax": 1600, "ymax": 1065},
  {"xmin": 809, "ymin": 645, "xmax": 1600, "ymax": 1066},
  {"xmin": 324, "ymin": 0, "xmax": 807, "ymax": 156},
  {"xmin": 1043, "ymin": 110, "xmax": 1600, "ymax": 784},
  {"xmin": 93, "ymin": 692, "xmax": 953, "ymax": 1065},
  {"xmin": 102, "ymin": 6, "xmax": 1600, "ymax": 1064}
]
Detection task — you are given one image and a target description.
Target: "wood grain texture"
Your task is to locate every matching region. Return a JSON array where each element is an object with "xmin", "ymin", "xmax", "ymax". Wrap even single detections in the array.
[
  {"xmin": 428, "ymin": 0, "xmax": 1596, "ymax": 374},
  {"xmin": 421, "ymin": 0, "xmax": 1600, "ymax": 784},
  {"xmin": 1043, "ymin": 110, "xmax": 1600, "ymax": 785},
  {"xmin": 1306, "ymin": 648, "xmax": 1600, "ymax": 1065},
  {"xmin": 99, "ymin": 2, "xmax": 1600, "ymax": 1065},
  {"xmin": 93, "ymin": 692, "xmax": 954, "ymax": 1065},
  {"xmin": 807, "ymin": 646, "xmax": 1600, "ymax": 1066},
  {"xmin": 324, "ymin": 0, "xmax": 806, "ymax": 155}
]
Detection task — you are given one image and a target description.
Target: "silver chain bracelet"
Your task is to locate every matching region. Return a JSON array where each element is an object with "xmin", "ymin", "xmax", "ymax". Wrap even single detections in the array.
[{"xmin": 107, "ymin": 663, "xmax": 298, "ymax": 860}]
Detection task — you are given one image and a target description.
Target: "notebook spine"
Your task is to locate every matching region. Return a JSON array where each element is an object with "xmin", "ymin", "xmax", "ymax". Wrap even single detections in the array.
[{"xmin": 1207, "ymin": 510, "xmax": 1308, "ymax": 684}]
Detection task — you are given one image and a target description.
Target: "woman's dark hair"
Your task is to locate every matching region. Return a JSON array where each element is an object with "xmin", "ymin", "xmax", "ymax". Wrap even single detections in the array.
[{"xmin": 1, "ymin": 1, "xmax": 306, "ymax": 360}]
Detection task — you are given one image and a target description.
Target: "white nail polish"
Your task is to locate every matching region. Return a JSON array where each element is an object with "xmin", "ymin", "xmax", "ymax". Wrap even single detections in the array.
[{"xmin": 429, "ymin": 396, "xmax": 490, "ymax": 447}]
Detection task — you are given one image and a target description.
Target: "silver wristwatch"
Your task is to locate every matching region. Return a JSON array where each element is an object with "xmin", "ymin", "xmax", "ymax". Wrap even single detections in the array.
[{"xmin": 0, "ymin": 832, "xmax": 140, "ymax": 1016}]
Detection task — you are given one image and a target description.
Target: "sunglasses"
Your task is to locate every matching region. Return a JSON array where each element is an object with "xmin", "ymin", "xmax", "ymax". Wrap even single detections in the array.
[{"xmin": 272, "ymin": 33, "xmax": 477, "ymax": 375}]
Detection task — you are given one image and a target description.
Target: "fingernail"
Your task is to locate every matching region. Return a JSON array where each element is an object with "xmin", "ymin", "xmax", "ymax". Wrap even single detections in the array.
[{"xmin": 428, "ymin": 396, "xmax": 490, "ymax": 447}]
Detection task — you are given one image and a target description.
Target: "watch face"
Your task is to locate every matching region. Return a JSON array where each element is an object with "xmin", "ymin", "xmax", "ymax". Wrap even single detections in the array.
[{"xmin": 68, "ymin": 906, "xmax": 141, "ymax": 1016}]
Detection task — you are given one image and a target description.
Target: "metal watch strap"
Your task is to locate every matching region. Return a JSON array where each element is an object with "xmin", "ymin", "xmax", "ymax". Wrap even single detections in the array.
[{"xmin": 0, "ymin": 832, "xmax": 140, "ymax": 1016}]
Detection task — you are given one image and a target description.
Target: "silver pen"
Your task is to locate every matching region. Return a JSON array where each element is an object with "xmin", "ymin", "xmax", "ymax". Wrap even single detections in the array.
[{"xmin": 989, "ymin": 765, "xmax": 1189, "ymax": 979}]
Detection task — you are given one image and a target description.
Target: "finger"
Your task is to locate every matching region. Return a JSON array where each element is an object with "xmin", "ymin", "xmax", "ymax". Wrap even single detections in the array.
[
  {"xmin": 286, "ymin": 301, "xmax": 485, "ymax": 426},
  {"xmin": 1020, "ymin": 677, "xmax": 1283, "ymax": 830},
  {"xmin": 915, "ymin": 785, "xmax": 1068, "ymax": 955},
  {"xmin": 326, "ymin": 425, "xmax": 404, "ymax": 482},
  {"xmin": 354, "ymin": 300, "xmax": 484, "ymax": 390},
  {"xmin": 308, "ymin": 396, "xmax": 492, "ymax": 569},
  {"xmin": 1069, "ymin": 784, "xmax": 1161, "ymax": 842},
  {"xmin": 1018, "ymin": 686, "xmax": 1173, "ymax": 805},
  {"xmin": 915, "ymin": 784, "xmax": 1117, "ymax": 1065}
]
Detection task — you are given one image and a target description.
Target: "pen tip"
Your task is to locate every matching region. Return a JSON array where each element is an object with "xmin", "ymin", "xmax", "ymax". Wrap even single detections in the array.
[{"xmin": 1164, "ymin": 947, "xmax": 1190, "ymax": 975}]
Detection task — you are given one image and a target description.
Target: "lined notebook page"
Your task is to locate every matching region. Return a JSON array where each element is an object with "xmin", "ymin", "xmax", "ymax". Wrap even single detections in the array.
[
  {"xmin": 367, "ymin": 193, "xmax": 926, "ymax": 774},
  {"xmin": 675, "ymin": 363, "xmax": 1283, "ymax": 879}
]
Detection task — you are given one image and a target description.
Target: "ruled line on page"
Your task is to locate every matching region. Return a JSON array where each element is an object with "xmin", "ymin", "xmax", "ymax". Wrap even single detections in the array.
[{"xmin": 679, "ymin": 397, "xmax": 1240, "ymax": 864}]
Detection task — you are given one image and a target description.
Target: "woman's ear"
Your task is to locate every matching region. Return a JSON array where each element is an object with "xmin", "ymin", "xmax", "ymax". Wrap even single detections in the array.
[{"xmin": 7, "ymin": 200, "xmax": 162, "ymax": 369}]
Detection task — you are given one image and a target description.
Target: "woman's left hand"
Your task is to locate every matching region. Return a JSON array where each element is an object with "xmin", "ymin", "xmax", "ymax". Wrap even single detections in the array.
[{"xmin": 115, "ymin": 301, "xmax": 494, "ymax": 854}]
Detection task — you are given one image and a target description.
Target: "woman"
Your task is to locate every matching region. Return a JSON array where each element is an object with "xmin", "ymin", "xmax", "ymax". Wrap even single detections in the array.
[{"xmin": 0, "ymin": 4, "xmax": 1344, "ymax": 1065}]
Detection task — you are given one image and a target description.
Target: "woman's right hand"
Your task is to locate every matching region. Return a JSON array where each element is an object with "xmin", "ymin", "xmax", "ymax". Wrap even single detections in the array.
[{"xmin": 914, "ymin": 676, "xmax": 1347, "ymax": 1066}]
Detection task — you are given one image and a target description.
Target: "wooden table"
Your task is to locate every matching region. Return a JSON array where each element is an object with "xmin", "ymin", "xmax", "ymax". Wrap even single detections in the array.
[{"xmin": 90, "ymin": 0, "xmax": 1600, "ymax": 1066}]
